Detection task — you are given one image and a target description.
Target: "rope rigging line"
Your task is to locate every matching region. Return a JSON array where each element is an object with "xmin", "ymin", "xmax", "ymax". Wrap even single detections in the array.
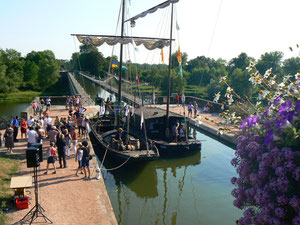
[
  {"xmin": 108, "ymin": 0, "xmax": 123, "ymax": 75},
  {"xmin": 148, "ymin": 5, "xmax": 170, "ymax": 65},
  {"xmin": 73, "ymin": 36, "xmax": 82, "ymax": 72},
  {"xmin": 207, "ymin": 0, "xmax": 223, "ymax": 57},
  {"xmin": 72, "ymin": 36, "xmax": 88, "ymax": 93}
]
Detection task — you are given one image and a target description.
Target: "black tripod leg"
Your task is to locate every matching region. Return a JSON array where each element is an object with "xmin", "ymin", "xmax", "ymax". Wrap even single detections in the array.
[
  {"xmin": 20, "ymin": 204, "xmax": 37, "ymax": 222},
  {"xmin": 19, "ymin": 166, "xmax": 53, "ymax": 224}
]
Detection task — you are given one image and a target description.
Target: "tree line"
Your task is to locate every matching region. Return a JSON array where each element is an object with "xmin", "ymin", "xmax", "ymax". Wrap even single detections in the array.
[
  {"xmin": 66, "ymin": 44, "xmax": 300, "ymax": 102},
  {"xmin": 0, "ymin": 49, "xmax": 60, "ymax": 94}
]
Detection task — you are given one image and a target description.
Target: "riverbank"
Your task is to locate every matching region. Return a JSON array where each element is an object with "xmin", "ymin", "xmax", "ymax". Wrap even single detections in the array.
[
  {"xmin": 0, "ymin": 91, "xmax": 41, "ymax": 103},
  {"xmin": 1, "ymin": 105, "xmax": 117, "ymax": 225}
]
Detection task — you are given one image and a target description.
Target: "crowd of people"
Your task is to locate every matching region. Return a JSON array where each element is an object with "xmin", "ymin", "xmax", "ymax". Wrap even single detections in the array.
[{"xmin": 0, "ymin": 96, "xmax": 93, "ymax": 179}]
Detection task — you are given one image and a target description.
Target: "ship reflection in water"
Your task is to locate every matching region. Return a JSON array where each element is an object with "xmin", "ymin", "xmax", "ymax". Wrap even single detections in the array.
[{"xmin": 93, "ymin": 129, "xmax": 241, "ymax": 225}]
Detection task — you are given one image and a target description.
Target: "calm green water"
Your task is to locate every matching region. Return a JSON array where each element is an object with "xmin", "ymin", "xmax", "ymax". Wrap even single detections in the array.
[
  {"xmin": 76, "ymin": 74, "xmax": 242, "ymax": 225},
  {"xmin": 74, "ymin": 74, "xmax": 116, "ymax": 102},
  {"xmin": 0, "ymin": 102, "xmax": 29, "ymax": 118}
]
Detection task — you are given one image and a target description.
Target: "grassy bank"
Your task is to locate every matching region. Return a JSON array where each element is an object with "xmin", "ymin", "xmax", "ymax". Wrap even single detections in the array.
[
  {"xmin": 0, "ymin": 91, "xmax": 41, "ymax": 103},
  {"xmin": 0, "ymin": 74, "xmax": 70, "ymax": 103},
  {"xmin": 0, "ymin": 152, "xmax": 21, "ymax": 225}
]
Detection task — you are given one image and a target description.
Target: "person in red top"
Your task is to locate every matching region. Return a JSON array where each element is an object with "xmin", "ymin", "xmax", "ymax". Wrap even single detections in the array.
[
  {"xmin": 20, "ymin": 118, "xmax": 27, "ymax": 139},
  {"xmin": 44, "ymin": 142, "xmax": 57, "ymax": 174},
  {"xmin": 71, "ymin": 127, "xmax": 78, "ymax": 156},
  {"xmin": 32, "ymin": 101, "xmax": 38, "ymax": 115},
  {"xmin": 175, "ymin": 93, "xmax": 180, "ymax": 105}
]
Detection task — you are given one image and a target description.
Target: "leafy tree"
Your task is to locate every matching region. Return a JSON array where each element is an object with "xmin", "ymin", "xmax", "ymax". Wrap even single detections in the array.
[
  {"xmin": 185, "ymin": 56, "xmax": 208, "ymax": 73},
  {"xmin": 172, "ymin": 74, "xmax": 186, "ymax": 94},
  {"xmin": 70, "ymin": 52, "xmax": 81, "ymax": 71},
  {"xmin": 23, "ymin": 61, "xmax": 39, "ymax": 83},
  {"xmin": 171, "ymin": 50, "xmax": 188, "ymax": 69},
  {"xmin": 188, "ymin": 66, "xmax": 210, "ymax": 86},
  {"xmin": 0, "ymin": 64, "xmax": 8, "ymax": 93},
  {"xmin": 256, "ymin": 51, "xmax": 283, "ymax": 75},
  {"xmin": 0, "ymin": 49, "xmax": 24, "ymax": 92},
  {"xmin": 282, "ymin": 57, "xmax": 300, "ymax": 75},
  {"xmin": 25, "ymin": 50, "xmax": 60, "ymax": 90},
  {"xmin": 228, "ymin": 52, "xmax": 254, "ymax": 73},
  {"xmin": 159, "ymin": 68, "xmax": 173, "ymax": 95},
  {"xmin": 206, "ymin": 78, "xmax": 226, "ymax": 100},
  {"xmin": 228, "ymin": 68, "xmax": 254, "ymax": 99},
  {"xmin": 76, "ymin": 44, "xmax": 106, "ymax": 78}
]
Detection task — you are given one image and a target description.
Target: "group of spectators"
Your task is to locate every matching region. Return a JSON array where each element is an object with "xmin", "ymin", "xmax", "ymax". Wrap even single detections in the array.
[
  {"xmin": 65, "ymin": 95, "xmax": 82, "ymax": 111},
  {"xmin": 32, "ymin": 97, "xmax": 51, "ymax": 116},
  {"xmin": 0, "ymin": 96, "xmax": 92, "ymax": 179},
  {"xmin": 187, "ymin": 101, "xmax": 199, "ymax": 118},
  {"xmin": 187, "ymin": 101, "xmax": 213, "ymax": 118}
]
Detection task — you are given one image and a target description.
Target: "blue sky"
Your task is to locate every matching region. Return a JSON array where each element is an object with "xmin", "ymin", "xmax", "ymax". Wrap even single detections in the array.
[{"xmin": 1, "ymin": 0, "xmax": 299, "ymax": 64}]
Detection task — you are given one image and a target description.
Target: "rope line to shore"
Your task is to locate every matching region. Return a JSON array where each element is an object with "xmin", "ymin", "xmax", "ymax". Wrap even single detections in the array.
[
  {"xmin": 99, "ymin": 146, "xmax": 132, "ymax": 171},
  {"xmin": 92, "ymin": 124, "xmax": 132, "ymax": 171}
]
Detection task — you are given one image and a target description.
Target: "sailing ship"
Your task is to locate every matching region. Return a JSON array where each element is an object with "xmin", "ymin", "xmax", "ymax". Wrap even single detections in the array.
[
  {"xmin": 73, "ymin": 0, "xmax": 201, "ymax": 157},
  {"xmin": 72, "ymin": 0, "xmax": 167, "ymax": 164},
  {"xmin": 124, "ymin": 0, "xmax": 202, "ymax": 156}
]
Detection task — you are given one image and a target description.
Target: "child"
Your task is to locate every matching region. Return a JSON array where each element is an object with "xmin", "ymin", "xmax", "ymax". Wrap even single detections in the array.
[
  {"xmin": 64, "ymin": 130, "xmax": 72, "ymax": 157},
  {"xmin": 44, "ymin": 142, "xmax": 57, "ymax": 174},
  {"xmin": 75, "ymin": 143, "xmax": 84, "ymax": 176}
]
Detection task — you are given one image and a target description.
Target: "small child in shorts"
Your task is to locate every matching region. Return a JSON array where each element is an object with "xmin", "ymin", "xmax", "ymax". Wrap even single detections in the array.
[{"xmin": 75, "ymin": 143, "xmax": 84, "ymax": 176}]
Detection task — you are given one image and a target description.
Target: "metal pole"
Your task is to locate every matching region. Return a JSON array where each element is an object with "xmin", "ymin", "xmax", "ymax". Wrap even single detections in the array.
[
  {"xmin": 166, "ymin": 3, "xmax": 174, "ymax": 137},
  {"xmin": 117, "ymin": 0, "xmax": 126, "ymax": 127}
]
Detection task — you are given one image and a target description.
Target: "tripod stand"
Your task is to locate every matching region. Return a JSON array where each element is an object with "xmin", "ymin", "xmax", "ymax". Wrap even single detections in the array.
[{"xmin": 19, "ymin": 166, "xmax": 53, "ymax": 224}]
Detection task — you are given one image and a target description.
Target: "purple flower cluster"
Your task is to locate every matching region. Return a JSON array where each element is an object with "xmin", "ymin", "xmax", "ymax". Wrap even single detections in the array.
[{"xmin": 232, "ymin": 100, "xmax": 300, "ymax": 224}]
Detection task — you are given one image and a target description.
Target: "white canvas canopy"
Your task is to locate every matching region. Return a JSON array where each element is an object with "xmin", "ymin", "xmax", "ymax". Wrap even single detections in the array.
[
  {"xmin": 76, "ymin": 36, "xmax": 170, "ymax": 50},
  {"xmin": 125, "ymin": 0, "xmax": 179, "ymax": 23}
]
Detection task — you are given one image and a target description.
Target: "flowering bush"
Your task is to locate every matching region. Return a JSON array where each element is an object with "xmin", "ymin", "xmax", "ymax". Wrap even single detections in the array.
[{"xmin": 215, "ymin": 63, "xmax": 300, "ymax": 224}]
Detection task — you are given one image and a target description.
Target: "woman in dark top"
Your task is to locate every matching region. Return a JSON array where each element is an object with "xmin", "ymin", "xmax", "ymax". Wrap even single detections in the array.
[
  {"xmin": 81, "ymin": 140, "xmax": 91, "ymax": 179},
  {"xmin": 4, "ymin": 125, "xmax": 14, "ymax": 153},
  {"xmin": 56, "ymin": 131, "xmax": 67, "ymax": 168}
]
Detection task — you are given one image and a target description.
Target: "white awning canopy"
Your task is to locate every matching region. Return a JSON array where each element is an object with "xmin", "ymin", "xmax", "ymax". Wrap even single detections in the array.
[
  {"xmin": 76, "ymin": 35, "xmax": 170, "ymax": 50},
  {"xmin": 125, "ymin": 0, "xmax": 179, "ymax": 23}
]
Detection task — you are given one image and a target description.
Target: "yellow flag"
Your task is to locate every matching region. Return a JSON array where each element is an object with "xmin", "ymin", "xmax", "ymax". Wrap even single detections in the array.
[{"xmin": 161, "ymin": 48, "xmax": 164, "ymax": 63}]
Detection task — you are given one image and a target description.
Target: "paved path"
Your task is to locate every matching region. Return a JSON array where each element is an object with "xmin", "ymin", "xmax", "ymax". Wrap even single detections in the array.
[
  {"xmin": 156, "ymin": 104, "xmax": 240, "ymax": 145},
  {"xmin": 4, "ymin": 106, "xmax": 117, "ymax": 225},
  {"xmin": 68, "ymin": 73, "xmax": 95, "ymax": 106},
  {"xmin": 78, "ymin": 72, "xmax": 143, "ymax": 106}
]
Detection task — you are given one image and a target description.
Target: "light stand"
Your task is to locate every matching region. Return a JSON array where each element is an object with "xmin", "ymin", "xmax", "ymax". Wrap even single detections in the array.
[{"xmin": 19, "ymin": 166, "xmax": 53, "ymax": 224}]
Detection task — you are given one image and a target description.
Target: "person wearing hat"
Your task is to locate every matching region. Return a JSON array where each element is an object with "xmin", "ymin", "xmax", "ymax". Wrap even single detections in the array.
[
  {"xmin": 48, "ymin": 126, "xmax": 59, "ymax": 143},
  {"xmin": 115, "ymin": 128, "xmax": 125, "ymax": 151}
]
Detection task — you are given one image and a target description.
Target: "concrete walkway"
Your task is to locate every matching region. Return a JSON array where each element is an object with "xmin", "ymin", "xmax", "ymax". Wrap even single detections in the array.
[
  {"xmin": 5, "ymin": 106, "xmax": 117, "ymax": 225},
  {"xmin": 156, "ymin": 104, "xmax": 240, "ymax": 145}
]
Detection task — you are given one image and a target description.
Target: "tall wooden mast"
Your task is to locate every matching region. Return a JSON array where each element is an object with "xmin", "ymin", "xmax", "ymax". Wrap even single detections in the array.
[
  {"xmin": 117, "ymin": 0, "xmax": 126, "ymax": 127},
  {"xmin": 165, "ymin": 2, "xmax": 174, "ymax": 137}
]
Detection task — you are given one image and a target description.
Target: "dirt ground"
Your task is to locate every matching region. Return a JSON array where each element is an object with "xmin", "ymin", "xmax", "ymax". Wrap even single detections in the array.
[{"xmin": 2, "ymin": 106, "xmax": 117, "ymax": 225}]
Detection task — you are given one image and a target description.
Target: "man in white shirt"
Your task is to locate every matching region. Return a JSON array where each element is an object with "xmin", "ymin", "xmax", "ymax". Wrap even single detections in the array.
[
  {"xmin": 44, "ymin": 115, "xmax": 52, "ymax": 134},
  {"xmin": 27, "ymin": 115, "xmax": 35, "ymax": 128},
  {"xmin": 26, "ymin": 126, "xmax": 38, "ymax": 147},
  {"xmin": 46, "ymin": 97, "xmax": 51, "ymax": 108}
]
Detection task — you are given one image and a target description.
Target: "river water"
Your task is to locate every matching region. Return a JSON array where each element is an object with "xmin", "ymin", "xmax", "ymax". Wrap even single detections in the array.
[
  {"xmin": 74, "ymin": 74, "xmax": 242, "ymax": 225},
  {"xmin": 0, "ymin": 102, "xmax": 29, "ymax": 118}
]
